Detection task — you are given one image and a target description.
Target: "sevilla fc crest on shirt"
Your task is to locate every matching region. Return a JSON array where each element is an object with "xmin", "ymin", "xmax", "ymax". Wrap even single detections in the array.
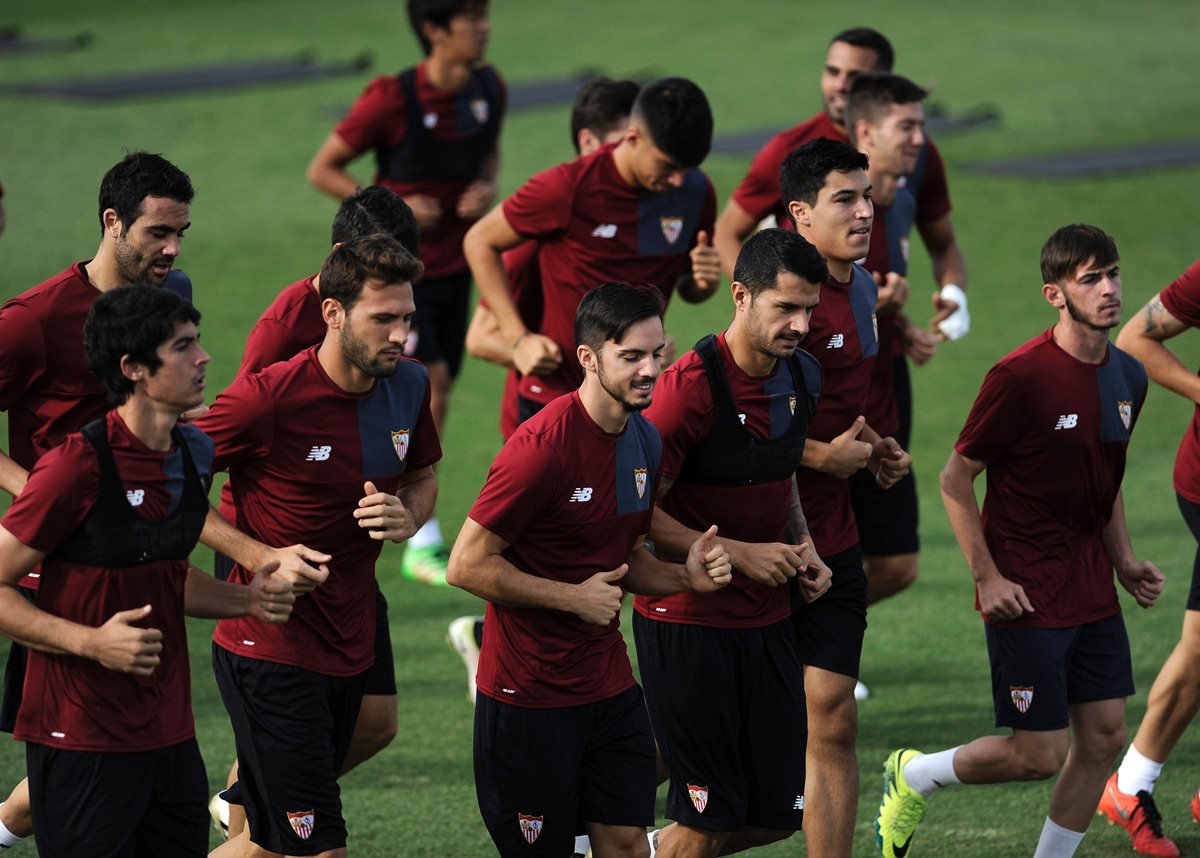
[
  {"xmin": 287, "ymin": 809, "xmax": 315, "ymax": 840},
  {"xmin": 1117, "ymin": 401, "xmax": 1132, "ymax": 431},
  {"xmin": 391, "ymin": 429, "xmax": 411, "ymax": 462},
  {"xmin": 470, "ymin": 98, "xmax": 489, "ymax": 124},
  {"xmin": 1010, "ymin": 686, "xmax": 1033, "ymax": 715},
  {"xmin": 660, "ymin": 216, "xmax": 684, "ymax": 245},
  {"xmin": 634, "ymin": 467, "xmax": 648, "ymax": 499},
  {"xmin": 518, "ymin": 813, "xmax": 543, "ymax": 844},
  {"xmin": 688, "ymin": 783, "xmax": 709, "ymax": 813}
]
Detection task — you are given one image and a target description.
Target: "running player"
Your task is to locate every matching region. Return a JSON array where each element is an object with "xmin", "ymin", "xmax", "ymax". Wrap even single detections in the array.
[
  {"xmin": 447, "ymin": 282, "xmax": 731, "ymax": 858},
  {"xmin": 876, "ymin": 224, "xmax": 1161, "ymax": 858},
  {"xmin": 1097, "ymin": 258, "xmax": 1200, "ymax": 857}
]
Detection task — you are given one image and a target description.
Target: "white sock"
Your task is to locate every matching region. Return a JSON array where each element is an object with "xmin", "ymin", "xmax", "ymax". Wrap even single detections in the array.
[
  {"xmin": 903, "ymin": 747, "xmax": 963, "ymax": 798},
  {"xmin": 573, "ymin": 834, "xmax": 590, "ymax": 854},
  {"xmin": 647, "ymin": 829, "xmax": 660, "ymax": 857},
  {"xmin": 1031, "ymin": 817, "xmax": 1085, "ymax": 858},
  {"xmin": 409, "ymin": 517, "xmax": 443, "ymax": 550},
  {"xmin": 1117, "ymin": 744, "xmax": 1163, "ymax": 795},
  {"xmin": 0, "ymin": 808, "xmax": 25, "ymax": 847}
]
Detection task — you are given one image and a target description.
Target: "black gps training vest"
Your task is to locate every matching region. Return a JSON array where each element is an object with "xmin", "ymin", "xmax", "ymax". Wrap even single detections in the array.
[
  {"xmin": 376, "ymin": 65, "xmax": 503, "ymax": 183},
  {"xmin": 51, "ymin": 420, "xmax": 210, "ymax": 567},
  {"xmin": 675, "ymin": 335, "xmax": 821, "ymax": 488}
]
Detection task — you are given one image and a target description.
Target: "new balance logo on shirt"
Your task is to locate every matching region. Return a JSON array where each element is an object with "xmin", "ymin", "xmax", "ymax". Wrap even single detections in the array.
[
  {"xmin": 306, "ymin": 445, "xmax": 332, "ymax": 461},
  {"xmin": 569, "ymin": 487, "xmax": 593, "ymax": 503},
  {"xmin": 1054, "ymin": 414, "xmax": 1079, "ymax": 430},
  {"xmin": 827, "ymin": 334, "xmax": 845, "ymax": 349},
  {"xmin": 793, "ymin": 795, "xmax": 804, "ymax": 811},
  {"xmin": 591, "ymin": 223, "xmax": 618, "ymax": 239},
  {"xmin": 125, "ymin": 489, "xmax": 145, "ymax": 507}
]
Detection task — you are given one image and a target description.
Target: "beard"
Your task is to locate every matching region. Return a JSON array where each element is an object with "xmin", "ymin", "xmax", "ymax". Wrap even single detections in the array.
[
  {"xmin": 596, "ymin": 358, "xmax": 652, "ymax": 413},
  {"xmin": 1062, "ymin": 290, "xmax": 1118, "ymax": 333},
  {"xmin": 340, "ymin": 324, "xmax": 400, "ymax": 378},
  {"xmin": 113, "ymin": 234, "xmax": 170, "ymax": 286}
]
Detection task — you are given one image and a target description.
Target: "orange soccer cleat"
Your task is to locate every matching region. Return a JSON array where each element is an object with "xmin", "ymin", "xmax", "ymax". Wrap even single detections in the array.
[{"xmin": 1097, "ymin": 772, "xmax": 1179, "ymax": 858}]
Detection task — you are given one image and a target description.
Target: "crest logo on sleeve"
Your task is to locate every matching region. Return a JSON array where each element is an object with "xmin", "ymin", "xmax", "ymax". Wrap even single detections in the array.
[
  {"xmin": 1010, "ymin": 686, "xmax": 1034, "ymax": 714},
  {"xmin": 287, "ymin": 809, "xmax": 315, "ymax": 840},
  {"xmin": 634, "ymin": 468, "xmax": 648, "ymax": 499},
  {"xmin": 788, "ymin": 395, "xmax": 797, "ymax": 416},
  {"xmin": 687, "ymin": 784, "xmax": 709, "ymax": 813},
  {"xmin": 660, "ymin": 216, "xmax": 683, "ymax": 245},
  {"xmin": 518, "ymin": 813, "xmax": 543, "ymax": 844},
  {"xmin": 1118, "ymin": 401, "xmax": 1132, "ymax": 431},
  {"xmin": 470, "ymin": 98, "xmax": 489, "ymax": 124},
  {"xmin": 391, "ymin": 429, "xmax": 411, "ymax": 462}
]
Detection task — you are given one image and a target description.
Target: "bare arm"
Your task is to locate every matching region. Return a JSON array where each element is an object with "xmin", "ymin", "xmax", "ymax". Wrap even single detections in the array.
[
  {"xmin": 917, "ymin": 214, "xmax": 968, "ymax": 290},
  {"xmin": 1115, "ymin": 293, "xmax": 1200, "ymax": 403},
  {"xmin": 1103, "ymin": 489, "xmax": 1165, "ymax": 608},
  {"xmin": 199, "ymin": 505, "xmax": 330, "ymax": 595},
  {"xmin": 184, "ymin": 562, "xmax": 294, "ymax": 624},
  {"xmin": 0, "ymin": 453, "xmax": 27, "ymax": 498},
  {"xmin": 306, "ymin": 132, "xmax": 364, "ymax": 201},
  {"xmin": 354, "ymin": 466, "xmax": 438, "ymax": 543},
  {"xmin": 622, "ymin": 528, "xmax": 730, "ymax": 596},
  {"xmin": 465, "ymin": 303, "xmax": 515, "ymax": 368},
  {"xmin": 714, "ymin": 199, "xmax": 759, "ymax": 281},
  {"xmin": 940, "ymin": 450, "xmax": 1033, "ymax": 621}
]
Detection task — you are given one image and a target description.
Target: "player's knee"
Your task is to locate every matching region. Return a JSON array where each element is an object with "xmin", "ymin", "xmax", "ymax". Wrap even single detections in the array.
[
  {"xmin": 807, "ymin": 692, "xmax": 858, "ymax": 746},
  {"xmin": 662, "ymin": 824, "xmax": 728, "ymax": 853},
  {"xmin": 744, "ymin": 826, "xmax": 793, "ymax": 847},
  {"xmin": 1011, "ymin": 745, "xmax": 1065, "ymax": 781},
  {"xmin": 1076, "ymin": 720, "xmax": 1127, "ymax": 765},
  {"xmin": 355, "ymin": 699, "xmax": 398, "ymax": 755}
]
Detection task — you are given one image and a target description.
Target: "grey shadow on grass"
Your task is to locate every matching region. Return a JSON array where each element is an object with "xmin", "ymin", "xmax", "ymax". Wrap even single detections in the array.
[{"xmin": 0, "ymin": 25, "xmax": 91, "ymax": 56}]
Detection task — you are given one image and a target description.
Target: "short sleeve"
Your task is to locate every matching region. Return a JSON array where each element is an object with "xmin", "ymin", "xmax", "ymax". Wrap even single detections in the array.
[
  {"xmin": 334, "ymin": 76, "xmax": 406, "ymax": 154},
  {"xmin": 730, "ymin": 136, "xmax": 789, "ymax": 222},
  {"xmin": 914, "ymin": 140, "xmax": 952, "ymax": 224},
  {"xmin": 239, "ymin": 320, "xmax": 305, "ymax": 376},
  {"xmin": 643, "ymin": 364, "xmax": 712, "ymax": 482},
  {"xmin": 1159, "ymin": 260, "xmax": 1200, "ymax": 328},
  {"xmin": 502, "ymin": 163, "xmax": 575, "ymax": 240},
  {"xmin": 405, "ymin": 382, "xmax": 443, "ymax": 472},
  {"xmin": 196, "ymin": 374, "xmax": 276, "ymax": 473},
  {"xmin": 468, "ymin": 433, "xmax": 563, "ymax": 545},
  {"xmin": 955, "ymin": 364, "xmax": 1027, "ymax": 466},
  {"xmin": 0, "ymin": 300, "xmax": 46, "ymax": 412},
  {"xmin": 1, "ymin": 438, "xmax": 99, "ymax": 554}
]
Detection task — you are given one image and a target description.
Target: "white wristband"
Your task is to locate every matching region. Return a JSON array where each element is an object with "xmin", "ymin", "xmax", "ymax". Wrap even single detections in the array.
[{"xmin": 937, "ymin": 284, "xmax": 970, "ymax": 340}]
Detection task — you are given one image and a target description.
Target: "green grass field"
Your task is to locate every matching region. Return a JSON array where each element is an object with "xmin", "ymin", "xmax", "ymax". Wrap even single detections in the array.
[{"xmin": 4, "ymin": 0, "xmax": 1200, "ymax": 854}]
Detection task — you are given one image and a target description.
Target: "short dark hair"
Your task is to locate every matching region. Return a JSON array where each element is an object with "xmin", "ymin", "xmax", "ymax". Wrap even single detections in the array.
[
  {"xmin": 575, "ymin": 282, "xmax": 664, "ymax": 351},
  {"xmin": 331, "ymin": 185, "xmax": 420, "ymax": 256},
  {"xmin": 830, "ymin": 27, "xmax": 895, "ymax": 72},
  {"xmin": 780, "ymin": 138, "xmax": 870, "ymax": 209},
  {"xmin": 407, "ymin": 0, "xmax": 488, "ymax": 54},
  {"xmin": 845, "ymin": 72, "xmax": 927, "ymax": 143},
  {"xmin": 1040, "ymin": 224, "xmax": 1119, "ymax": 285},
  {"xmin": 734, "ymin": 229, "xmax": 830, "ymax": 297},
  {"xmin": 84, "ymin": 284, "xmax": 201, "ymax": 406},
  {"xmin": 569, "ymin": 78, "xmax": 640, "ymax": 154},
  {"xmin": 319, "ymin": 234, "xmax": 423, "ymax": 312},
  {"xmin": 630, "ymin": 77, "xmax": 713, "ymax": 169},
  {"xmin": 98, "ymin": 151, "xmax": 194, "ymax": 233}
]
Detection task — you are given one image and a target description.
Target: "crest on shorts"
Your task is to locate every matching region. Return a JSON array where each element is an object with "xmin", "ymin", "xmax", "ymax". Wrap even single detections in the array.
[
  {"xmin": 391, "ymin": 429, "xmax": 411, "ymax": 461},
  {"xmin": 287, "ymin": 809, "xmax": 315, "ymax": 840},
  {"xmin": 788, "ymin": 395, "xmax": 797, "ymax": 416},
  {"xmin": 1118, "ymin": 401, "xmax": 1132, "ymax": 431},
  {"xmin": 660, "ymin": 216, "xmax": 684, "ymax": 245},
  {"xmin": 688, "ymin": 784, "xmax": 709, "ymax": 814},
  {"xmin": 518, "ymin": 813, "xmax": 543, "ymax": 844},
  {"xmin": 1010, "ymin": 685, "xmax": 1034, "ymax": 715},
  {"xmin": 634, "ymin": 467, "xmax": 648, "ymax": 499},
  {"xmin": 470, "ymin": 98, "xmax": 489, "ymax": 124}
]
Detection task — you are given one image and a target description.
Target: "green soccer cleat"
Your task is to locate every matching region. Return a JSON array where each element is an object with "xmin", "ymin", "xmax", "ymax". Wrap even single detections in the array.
[
  {"xmin": 876, "ymin": 748, "xmax": 928, "ymax": 858},
  {"xmin": 401, "ymin": 543, "xmax": 451, "ymax": 586}
]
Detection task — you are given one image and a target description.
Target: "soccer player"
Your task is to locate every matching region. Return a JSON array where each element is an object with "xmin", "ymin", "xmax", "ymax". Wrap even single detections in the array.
[
  {"xmin": 632, "ymin": 228, "xmax": 833, "ymax": 856},
  {"xmin": 780, "ymin": 137, "xmax": 912, "ymax": 858},
  {"xmin": 714, "ymin": 26, "xmax": 968, "ymax": 340},
  {"xmin": 0, "ymin": 150, "xmax": 195, "ymax": 850},
  {"xmin": 200, "ymin": 234, "xmax": 438, "ymax": 858},
  {"xmin": 463, "ymin": 75, "xmax": 721, "ymax": 423},
  {"xmin": 876, "ymin": 225, "xmax": 1163, "ymax": 858},
  {"xmin": 844, "ymin": 72, "xmax": 938, "ymax": 605},
  {"xmin": 208, "ymin": 184, "xmax": 420, "ymax": 840},
  {"xmin": 0, "ymin": 284, "xmax": 294, "ymax": 857},
  {"xmin": 308, "ymin": 0, "xmax": 503, "ymax": 585},
  {"xmin": 1097, "ymin": 258, "xmax": 1200, "ymax": 857},
  {"xmin": 446, "ymin": 281, "xmax": 732, "ymax": 858},
  {"xmin": 449, "ymin": 77, "xmax": 640, "ymax": 712}
]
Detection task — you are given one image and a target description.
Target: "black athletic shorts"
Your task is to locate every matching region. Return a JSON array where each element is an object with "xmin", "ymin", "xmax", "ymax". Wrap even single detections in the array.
[
  {"xmin": 0, "ymin": 587, "xmax": 36, "ymax": 733},
  {"xmin": 407, "ymin": 270, "xmax": 472, "ymax": 379},
  {"xmin": 517, "ymin": 393, "xmax": 545, "ymax": 428},
  {"xmin": 27, "ymin": 738, "xmax": 208, "ymax": 857},
  {"xmin": 1176, "ymin": 494, "xmax": 1200, "ymax": 611},
  {"xmin": 474, "ymin": 684, "xmax": 656, "ymax": 857},
  {"xmin": 849, "ymin": 467, "xmax": 919, "ymax": 557},
  {"xmin": 790, "ymin": 545, "xmax": 868, "ymax": 679},
  {"xmin": 633, "ymin": 614, "xmax": 807, "ymax": 832},
  {"xmin": 213, "ymin": 644, "xmax": 366, "ymax": 854},
  {"xmin": 985, "ymin": 612, "xmax": 1134, "ymax": 731},
  {"xmin": 211, "ymin": 558, "xmax": 396, "ymax": 696}
]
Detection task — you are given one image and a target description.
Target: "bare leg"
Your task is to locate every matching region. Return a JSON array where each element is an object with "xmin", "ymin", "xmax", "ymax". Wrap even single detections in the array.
[
  {"xmin": 952, "ymin": 728, "xmax": 1069, "ymax": 784},
  {"xmin": 864, "ymin": 553, "xmax": 918, "ymax": 605},
  {"xmin": 1047, "ymin": 699, "xmax": 1126, "ymax": 832},
  {"xmin": 802, "ymin": 666, "xmax": 858, "ymax": 858},
  {"xmin": 1128, "ymin": 610, "xmax": 1200, "ymax": 763},
  {"xmin": 0, "ymin": 777, "xmax": 32, "ymax": 839},
  {"xmin": 586, "ymin": 821, "xmax": 651, "ymax": 858},
  {"xmin": 339, "ymin": 693, "xmax": 398, "ymax": 775}
]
